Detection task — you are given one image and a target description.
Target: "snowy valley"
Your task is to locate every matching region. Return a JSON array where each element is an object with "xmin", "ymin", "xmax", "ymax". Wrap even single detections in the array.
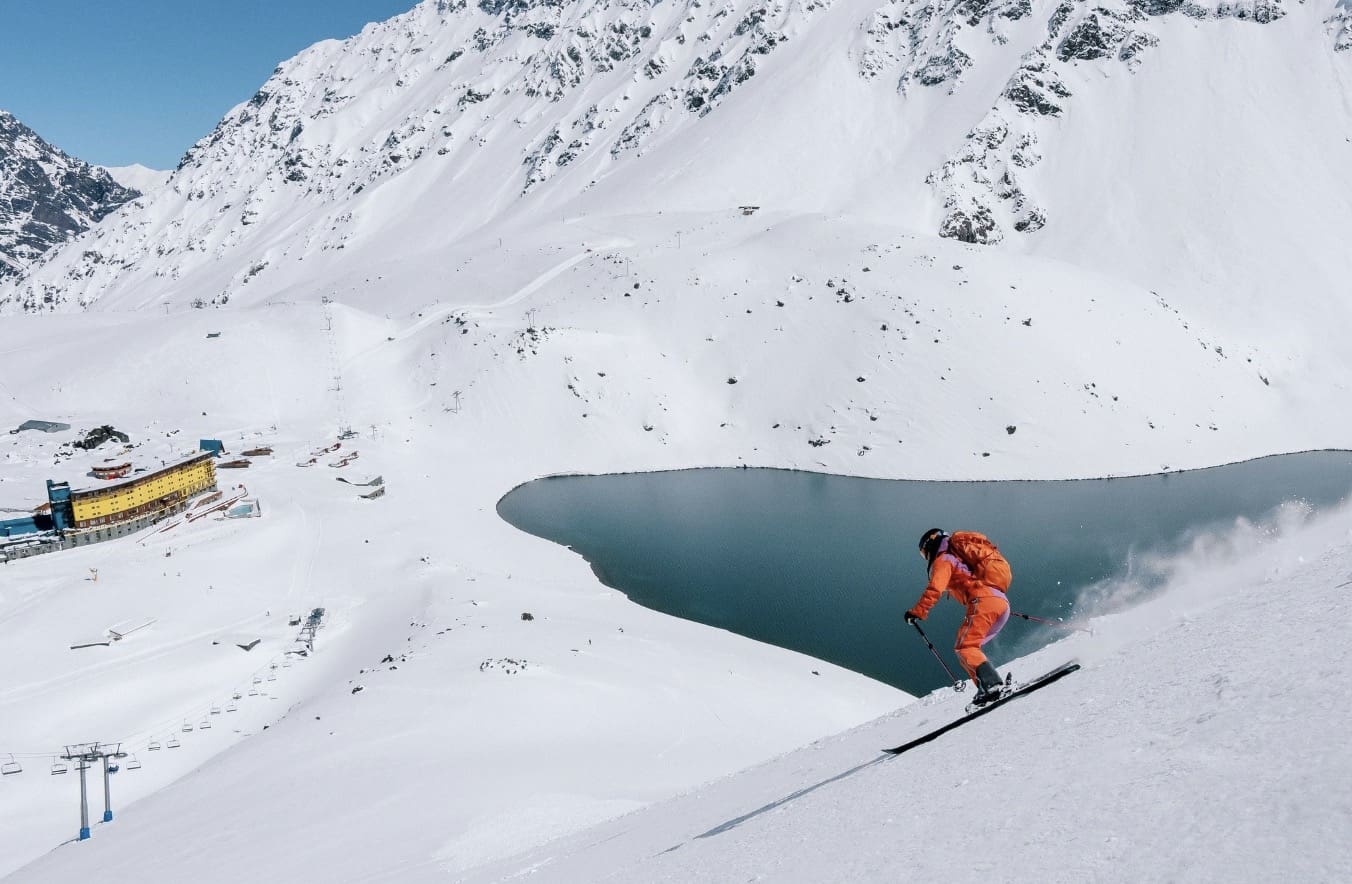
[{"xmin": 1, "ymin": 0, "xmax": 1350, "ymax": 880}]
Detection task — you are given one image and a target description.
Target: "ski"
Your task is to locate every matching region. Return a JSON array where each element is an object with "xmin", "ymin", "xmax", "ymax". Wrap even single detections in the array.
[{"xmin": 883, "ymin": 661, "xmax": 1080, "ymax": 756}]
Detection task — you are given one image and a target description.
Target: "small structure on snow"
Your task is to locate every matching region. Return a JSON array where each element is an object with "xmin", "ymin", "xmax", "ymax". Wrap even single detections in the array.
[
  {"xmin": 91, "ymin": 462, "xmax": 132, "ymax": 480},
  {"xmin": 107, "ymin": 617, "xmax": 156, "ymax": 641},
  {"xmin": 212, "ymin": 635, "xmax": 261, "ymax": 652},
  {"xmin": 11, "ymin": 420, "xmax": 71, "ymax": 435},
  {"xmin": 336, "ymin": 475, "xmax": 382, "ymax": 487},
  {"xmin": 224, "ymin": 499, "xmax": 261, "ymax": 518}
]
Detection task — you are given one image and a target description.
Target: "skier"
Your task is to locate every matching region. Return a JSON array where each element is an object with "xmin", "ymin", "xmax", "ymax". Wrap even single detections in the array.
[{"xmin": 905, "ymin": 528, "xmax": 1012, "ymax": 705}]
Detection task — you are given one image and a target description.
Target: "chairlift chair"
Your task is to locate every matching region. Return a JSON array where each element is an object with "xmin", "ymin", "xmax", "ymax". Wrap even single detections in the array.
[
  {"xmin": 166, "ymin": 738, "xmax": 181, "ymax": 749},
  {"xmin": 107, "ymin": 763, "xmax": 120, "ymax": 774},
  {"xmin": 148, "ymin": 740, "xmax": 162, "ymax": 751},
  {"xmin": 226, "ymin": 702, "xmax": 238, "ymax": 712},
  {"xmin": 125, "ymin": 755, "xmax": 141, "ymax": 771},
  {"xmin": 1, "ymin": 755, "xmax": 21, "ymax": 775},
  {"xmin": 182, "ymin": 721, "xmax": 194, "ymax": 733},
  {"xmin": 210, "ymin": 705, "xmax": 221, "ymax": 715},
  {"xmin": 199, "ymin": 718, "xmax": 212, "ymax": 730},
  {"xmin": 247, "ymin": 688, "xmax": 259, "ymax": 696},
  {"xmin": 50, "ymin": 758, "xmax": 68, "ymax": 775}
]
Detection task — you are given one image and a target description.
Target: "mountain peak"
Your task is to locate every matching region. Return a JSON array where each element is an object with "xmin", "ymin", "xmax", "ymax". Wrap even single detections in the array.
[
  {"xmin": 1, "ymin": 0, "xmax": 1349, "ymax": 315},
  {"xmin": 0, "ymin": 110, "xmax": 141, "ymax": 282}
]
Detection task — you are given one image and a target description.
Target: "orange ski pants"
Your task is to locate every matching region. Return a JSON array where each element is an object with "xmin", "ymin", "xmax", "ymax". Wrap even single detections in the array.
[{"xmin": 954, "ymin": 591, "xmax": 1011, "ymax": 681}]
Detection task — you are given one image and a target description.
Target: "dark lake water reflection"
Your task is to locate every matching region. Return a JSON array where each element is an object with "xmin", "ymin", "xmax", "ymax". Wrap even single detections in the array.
[{"xmin": 498, "ymin": 452, "xmax": 1352, "ymax": 695}]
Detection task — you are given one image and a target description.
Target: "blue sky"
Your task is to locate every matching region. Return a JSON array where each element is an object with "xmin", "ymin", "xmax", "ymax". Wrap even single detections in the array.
[{"xmin": 0, "ymin": 0, "xmax": 418, "ymax": 169}]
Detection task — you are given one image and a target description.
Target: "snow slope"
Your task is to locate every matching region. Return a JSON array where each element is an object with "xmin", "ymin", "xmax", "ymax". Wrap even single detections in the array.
[
  {"xmin": 0, "ymin": 304, "xmax": 905, "ymax": 881},
  {"xmin": 101, "ymin": 164, "xmax": 171, "ymax": 198},
  {"xmin": 2, "ymin": 1, "xmax": 1348, "ymax": 469},
  {"xmin": 1, "ymin": 0, "xmax": 1351, "ymax": 880},
  {"xmin": 455, "ymin": 502, "xmax": 1352, "ymax": 884},
  {"xmin": 12, "ymin": 484, "xmax": 1351, "ymax": 882},
  {"xmin": 3, "ymin": 0, "xmax": 1350, "ymax": 324}
]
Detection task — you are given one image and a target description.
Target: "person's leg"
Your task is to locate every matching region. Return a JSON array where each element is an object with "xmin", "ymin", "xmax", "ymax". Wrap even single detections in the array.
[
  {"xmin": 955, "ymin": 594, "xmax": 1010, "ymax": 684},
  {"xmin": 980, "ymin": 594, "xmax": 1011, "ymax": 649}
]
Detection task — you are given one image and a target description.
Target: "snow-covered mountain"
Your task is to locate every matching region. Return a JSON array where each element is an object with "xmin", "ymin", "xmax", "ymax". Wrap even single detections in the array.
[
  {"xmin": 2, "ymin": 2, "xmax": 1352, "ymax": 881},
  {"xmin": 1, "ymin": 0, "xmax": 1348, "ymax": 475},
  {"xmin": 3, "ymin": 0, "xmax": 1350, "ymax": 319},
  {"xmin": 101, "ymin": 164, "xmax": 171, "ymax": 198},
  {"xmin": 0, "ymin": 110, "xmax": 140, "ymax": 281}
]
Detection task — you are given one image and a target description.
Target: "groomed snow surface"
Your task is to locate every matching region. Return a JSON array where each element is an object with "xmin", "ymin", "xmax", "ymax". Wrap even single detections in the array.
[
  {"xmin": 9, "ymin": 480, "xmax": 1351, "ymax": 882},
  {"xmin": 463, "ymin": 505, "xmax": 1352, "ymax": 883}
]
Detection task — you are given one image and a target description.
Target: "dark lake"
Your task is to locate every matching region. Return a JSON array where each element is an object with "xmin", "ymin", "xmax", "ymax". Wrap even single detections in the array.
[{"xmin": 497, "ymin": 452, "xmax": 1352, "ymax": 695}]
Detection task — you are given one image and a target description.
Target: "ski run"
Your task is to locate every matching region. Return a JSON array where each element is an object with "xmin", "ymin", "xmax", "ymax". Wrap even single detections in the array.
[{"xmin": 2, "ymin": 0, "xmax": 1351, "ymax": 880}]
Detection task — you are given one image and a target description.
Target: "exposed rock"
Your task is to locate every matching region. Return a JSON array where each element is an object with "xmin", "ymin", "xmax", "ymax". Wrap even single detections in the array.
[
  {"xmin": 0, "ymin": 111, "xmax": 140, "ymax": 281},
  {"xmin": 1130, "ymin": 0, "xmax": 1187, "ymax": 15},
  {"xmin": 916, "ymin": 48, "xmax": 972, "ymax": 86},
  {"xmin": 1005, "ymin": 81, "xmax": 1062, "ymax": 116},
  {"xmin": 1057, "ymin": 14, "xmax": 1119, "ymax": 61},
  {"xmin": 1329, "ymin": 2, "xmax": 1352, "ymax": 51},
  {"xmin": 940, "ymin": 206, "xmax": 1002, "ymax": 245},
  {"xmin": 71, "ymin": 425, "xmax": 132, "ymax": 450}
]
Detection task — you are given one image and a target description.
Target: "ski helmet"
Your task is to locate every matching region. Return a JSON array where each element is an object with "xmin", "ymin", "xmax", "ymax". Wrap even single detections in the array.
[{"xmin": 918, "ymin": 528, "xmax": 947, "ymax": 562}]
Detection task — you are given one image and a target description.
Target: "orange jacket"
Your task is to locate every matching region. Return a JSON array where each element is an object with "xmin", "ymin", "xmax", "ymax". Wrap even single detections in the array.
[{"xmin": 908, "ymin": 540, "xmax": 1002, "ymax": 620}]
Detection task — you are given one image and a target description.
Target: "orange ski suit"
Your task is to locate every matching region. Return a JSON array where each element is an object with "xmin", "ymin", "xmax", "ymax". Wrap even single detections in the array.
[{"xmin": 907, "ymin": 541, "xmax": 1011, "ymax": 682}]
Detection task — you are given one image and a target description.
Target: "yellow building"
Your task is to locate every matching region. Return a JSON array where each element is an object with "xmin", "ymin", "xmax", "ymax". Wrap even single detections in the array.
[{"xmin": 71, "ymin": 452, "xmax": 218, "ymax": 529}]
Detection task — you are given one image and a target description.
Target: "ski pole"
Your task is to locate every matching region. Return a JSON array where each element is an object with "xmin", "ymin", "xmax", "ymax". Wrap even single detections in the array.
[
  {"xmin": 910, "ymin": 620, "xmax": 965, "ymax": 692},
  {"xmin": 1011, "ymin": 610, "xmax": 1093, "ymax": 635},
  {"xmin": 1010, "ymin": 610, "xmax": 1064, "ymax": 626}
]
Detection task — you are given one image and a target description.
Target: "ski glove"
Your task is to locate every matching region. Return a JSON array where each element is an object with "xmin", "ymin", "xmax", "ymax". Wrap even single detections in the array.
[{"xmin": 905, "ymin": 610, "xmax": 922, "ymax": 625}]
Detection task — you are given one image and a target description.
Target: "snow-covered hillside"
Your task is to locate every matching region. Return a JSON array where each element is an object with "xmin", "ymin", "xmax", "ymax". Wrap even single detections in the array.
[
  {"xmin": 2, "ymin": 0, "xmax": 1351, "ymax": 880},
  {"xmin": 456, "ymin": 503, "xmax": 1352, "ymax": 884},
  {"xmin": 11, "ymin": 486, "xmax": 1351, "ymax": 882},
  {"xmin": 0, "ymin": 302, "xmax": 908, "ymax": 882},
  {"xmin": 2, "ymin": 0, "xmax": 1349, "ymax": 471},
  {"xmin": 101, "ymin": 164, "xmax": 171, "ymax": 198},
  {"xmin": 3, "ymin": 0, "xmax": 1351, "ymax": 322}
]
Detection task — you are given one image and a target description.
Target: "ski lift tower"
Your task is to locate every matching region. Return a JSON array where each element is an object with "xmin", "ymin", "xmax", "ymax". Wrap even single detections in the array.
[
  {"xmin": 321, "ymin": 296, "xmax": 355, "ymax": 439},
  {"xmin": 61, "ymin": 742, "xmax": 125, "ymax": 840}
]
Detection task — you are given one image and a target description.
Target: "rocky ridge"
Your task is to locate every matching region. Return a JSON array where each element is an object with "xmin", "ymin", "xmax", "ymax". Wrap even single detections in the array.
[
  {"xmin": 0, "ymin": 0, "xmax": 834, "ymax": 312},
  {"xmin": 0, "ymin": 110, "xmax": 140, "ymax": 281},
  {"xmin": 0, "ymin": 0, "xmax": 1348, "ymax": 312},
  {"xmin": 874, "ymin": 0, "xmax": 1295, "ymax": 245},
  {"xmin": 1332, "ymin": 0, "xmax": 1352, "ymax": 51}
]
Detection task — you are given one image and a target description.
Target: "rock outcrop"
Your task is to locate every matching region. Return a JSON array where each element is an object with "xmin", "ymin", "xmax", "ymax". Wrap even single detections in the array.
[{"xmin": 0, "ymin": 111, "xmax": 140, "ymax": 281}]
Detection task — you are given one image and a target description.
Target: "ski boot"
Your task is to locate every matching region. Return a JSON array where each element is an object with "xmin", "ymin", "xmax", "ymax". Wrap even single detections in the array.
[{"xmin": 970, "ymin": 662, "xmax": 1007, "ymax": 707}]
